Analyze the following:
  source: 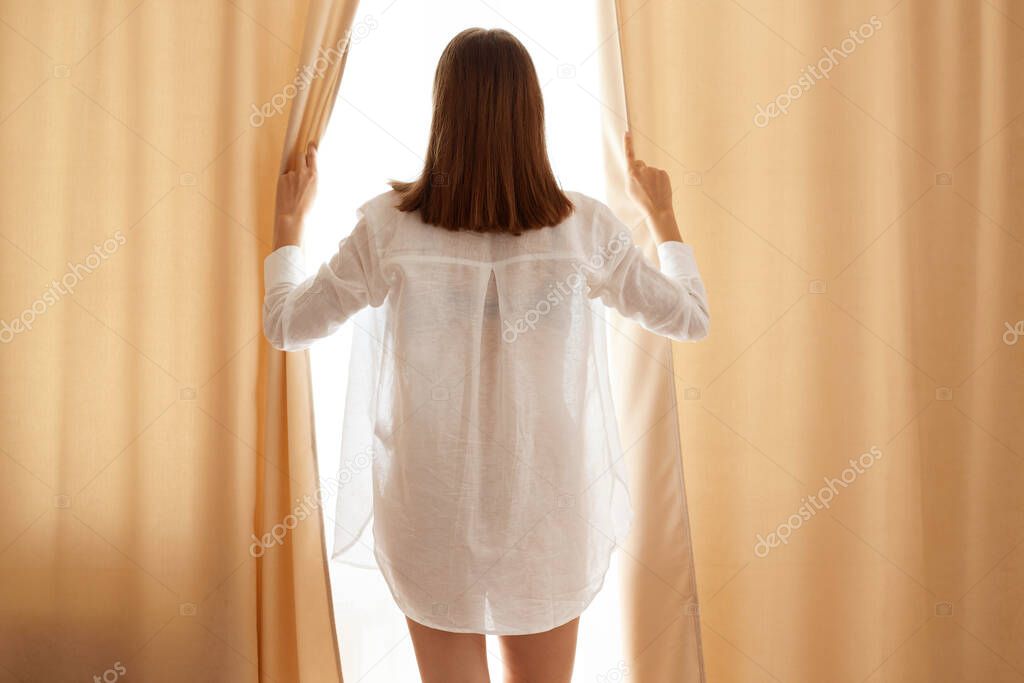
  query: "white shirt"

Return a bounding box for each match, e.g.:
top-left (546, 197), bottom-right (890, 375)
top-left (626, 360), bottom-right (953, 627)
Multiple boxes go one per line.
top-left (263, 190), bottom-right (709, 635)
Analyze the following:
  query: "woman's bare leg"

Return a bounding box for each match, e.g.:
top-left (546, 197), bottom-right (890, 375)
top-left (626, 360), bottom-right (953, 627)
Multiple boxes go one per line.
top-left (498, 617), bottom-right (580, 683)
top-left (406, 617), bottom-right (491, 683)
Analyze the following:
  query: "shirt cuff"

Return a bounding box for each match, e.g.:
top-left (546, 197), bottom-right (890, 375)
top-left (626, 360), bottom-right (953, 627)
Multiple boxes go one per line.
top-left (264, 245), bottom-right (306, 290)
top-left (656, 241), bottom-right (700, 279)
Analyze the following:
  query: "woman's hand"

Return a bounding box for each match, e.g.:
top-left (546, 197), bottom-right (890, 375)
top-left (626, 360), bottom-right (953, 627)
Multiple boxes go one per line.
top-left (624, 131), bottom-right (682, 244)
top-left (274, 142), bottom-right (318, 249)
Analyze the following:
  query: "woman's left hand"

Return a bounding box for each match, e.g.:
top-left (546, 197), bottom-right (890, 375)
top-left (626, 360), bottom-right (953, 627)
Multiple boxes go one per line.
top-left (274, 141), bottom-right (318, 248)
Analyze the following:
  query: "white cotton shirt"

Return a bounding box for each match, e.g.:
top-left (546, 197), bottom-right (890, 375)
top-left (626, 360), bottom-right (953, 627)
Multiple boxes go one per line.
top-left (263, 190), bottom-right (709, 635)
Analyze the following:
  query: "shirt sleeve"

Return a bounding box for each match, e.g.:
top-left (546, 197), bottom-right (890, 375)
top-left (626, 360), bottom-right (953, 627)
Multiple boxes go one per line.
top-left (586, 205), bottom-right (710, 342)
top-left (262, 217), bottom-right (391, 351)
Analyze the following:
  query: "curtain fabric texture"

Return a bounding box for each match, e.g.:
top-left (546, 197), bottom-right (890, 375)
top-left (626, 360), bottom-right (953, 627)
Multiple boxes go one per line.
top-left (597, 2), bottom-right (707, 682)
top-left (0, 2), bottom-right (354, 681)
top-left (613, 1), bottom-right (1024, 682)
top-left (261, 1), bottom-right (360, 681)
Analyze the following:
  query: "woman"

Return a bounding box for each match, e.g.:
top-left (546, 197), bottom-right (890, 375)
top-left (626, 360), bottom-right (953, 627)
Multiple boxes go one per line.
top-left (264, 27), bottom-right (709, 683)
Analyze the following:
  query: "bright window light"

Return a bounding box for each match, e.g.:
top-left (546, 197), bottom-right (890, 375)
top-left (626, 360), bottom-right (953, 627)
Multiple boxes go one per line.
top-left (303, 1), bottom-right (627, 679)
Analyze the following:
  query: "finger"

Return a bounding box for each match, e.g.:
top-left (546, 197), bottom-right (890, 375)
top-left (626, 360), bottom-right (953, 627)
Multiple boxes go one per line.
top-left (305, 141), bottom-right (318, 169)
top-left (624, 131), bottom-right (636, 167)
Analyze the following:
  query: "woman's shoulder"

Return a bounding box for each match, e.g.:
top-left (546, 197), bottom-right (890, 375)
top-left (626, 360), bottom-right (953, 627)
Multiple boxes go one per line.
top-left (353, 190), bottom-right (405, 252)
top-left (358, 189), bottom-right (402, 217)
top-left (563, 190), bottom-right (603, 216)
top-left (562, 191), bottom-right (628, 238)
top-left (563, 191), bottom-right (625, 228)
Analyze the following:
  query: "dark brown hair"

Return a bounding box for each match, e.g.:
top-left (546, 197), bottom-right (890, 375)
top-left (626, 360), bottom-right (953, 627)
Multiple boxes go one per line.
top-left (391, 28), bottom-right (573, 234)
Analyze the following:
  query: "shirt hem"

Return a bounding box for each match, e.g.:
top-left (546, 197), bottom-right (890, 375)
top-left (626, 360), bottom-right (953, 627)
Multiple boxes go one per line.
top-left (373, 546), bottom-right (616, 636)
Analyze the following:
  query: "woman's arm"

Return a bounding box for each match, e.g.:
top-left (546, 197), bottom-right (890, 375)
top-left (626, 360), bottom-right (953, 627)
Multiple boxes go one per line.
top-left (589, 213), bottom-right (709, 342)
top-left (585, 133), bottom-right (709, 342)
top-left (262, 142), bottom-right (391, 351)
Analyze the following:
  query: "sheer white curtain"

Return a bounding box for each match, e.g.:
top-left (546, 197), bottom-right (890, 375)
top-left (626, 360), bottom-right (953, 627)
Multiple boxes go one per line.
top-left (303, 1), bottom-right (627, 679)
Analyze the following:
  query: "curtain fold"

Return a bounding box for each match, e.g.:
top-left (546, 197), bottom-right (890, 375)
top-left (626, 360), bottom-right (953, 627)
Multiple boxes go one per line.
top-left (277, 1), bottom-right (362, 175)
top-left (260, 2), bottom-right (362, 681)
top-left (596, 2), bottom-right (707, 681)
top-left (613, 1), bottom-right (1024, 682)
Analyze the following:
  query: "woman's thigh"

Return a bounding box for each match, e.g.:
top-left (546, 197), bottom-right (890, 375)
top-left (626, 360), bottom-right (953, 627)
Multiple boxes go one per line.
top-left (498, 617), bottom-right (580, 683)
top-left (406, 617), bottom-right (491, 683)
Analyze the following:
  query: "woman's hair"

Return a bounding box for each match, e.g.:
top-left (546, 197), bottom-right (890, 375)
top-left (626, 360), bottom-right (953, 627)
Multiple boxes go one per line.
top-left (391, 28), bottom-right (573, 234)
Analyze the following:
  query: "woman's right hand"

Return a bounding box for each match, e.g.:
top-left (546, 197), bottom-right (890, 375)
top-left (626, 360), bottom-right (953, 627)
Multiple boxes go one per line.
top-left (624, 131), bottom-right (672, 218)
top-left (273, 142), bottom-right (319, 249)
top-left (624, 131), bottom-right (682, 243)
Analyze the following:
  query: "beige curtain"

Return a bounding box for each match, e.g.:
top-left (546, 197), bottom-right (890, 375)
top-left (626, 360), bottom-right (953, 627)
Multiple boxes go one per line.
top-left (611, 1), bottom-right (1024, 682)
top-left (260, 2), bottom-right (360, 681)
top-left (597, 3), bottom-right (706, 681)
top-left (0, 2), bottom-right (354, 680)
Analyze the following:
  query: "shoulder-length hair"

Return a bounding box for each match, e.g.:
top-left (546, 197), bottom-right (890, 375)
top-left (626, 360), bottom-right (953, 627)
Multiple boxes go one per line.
top-left (391, 28), bottom-right (573, 235)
